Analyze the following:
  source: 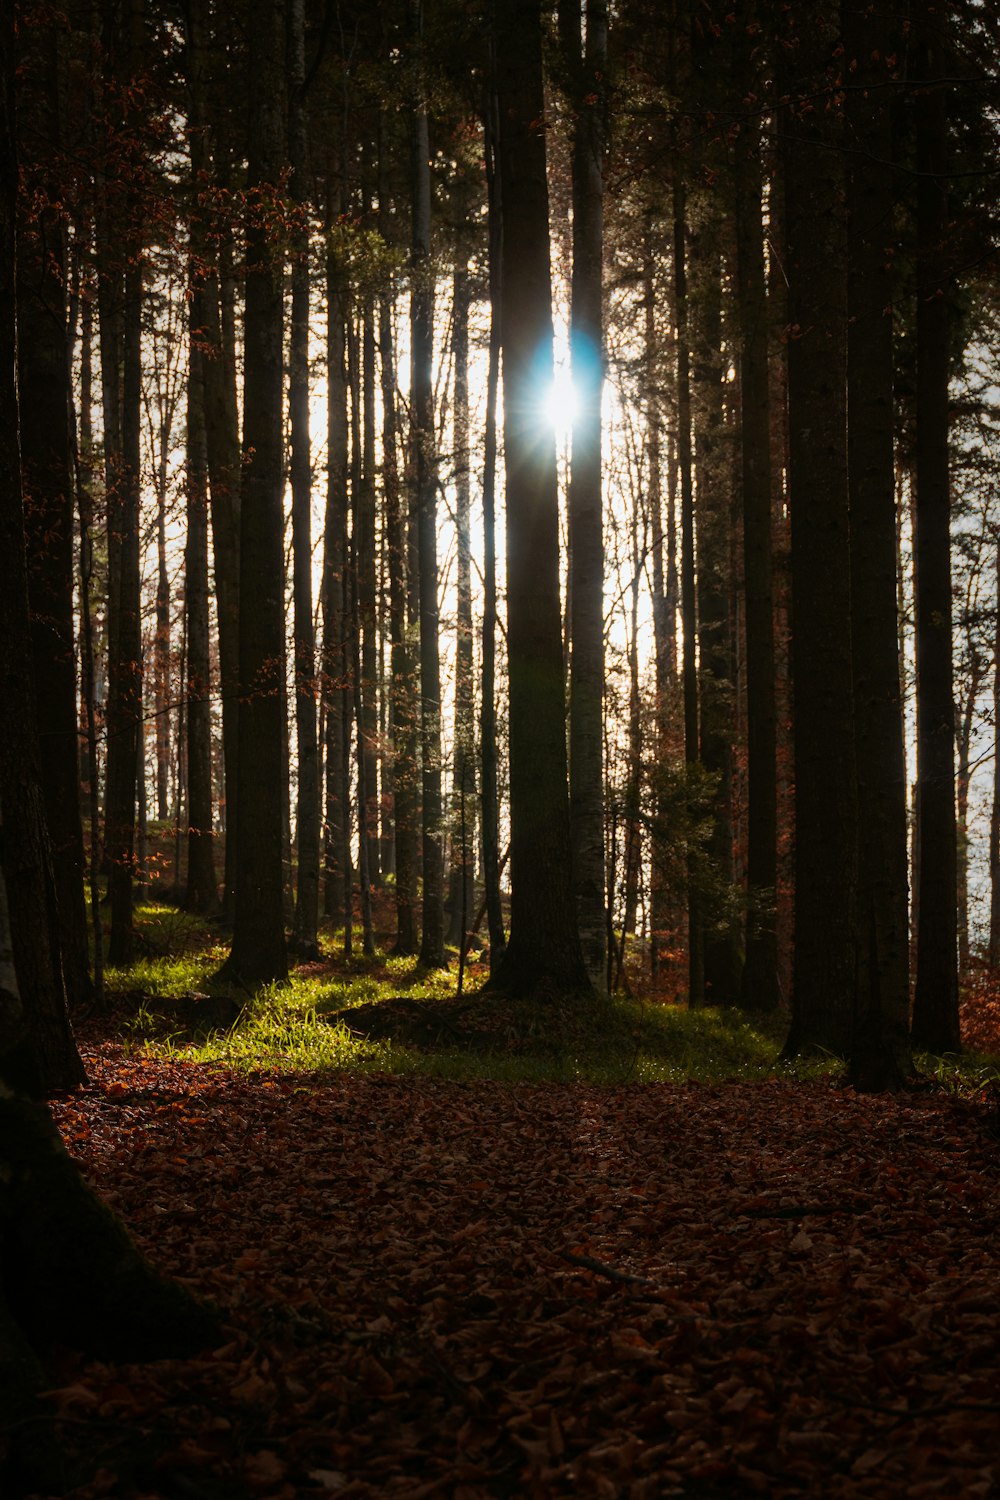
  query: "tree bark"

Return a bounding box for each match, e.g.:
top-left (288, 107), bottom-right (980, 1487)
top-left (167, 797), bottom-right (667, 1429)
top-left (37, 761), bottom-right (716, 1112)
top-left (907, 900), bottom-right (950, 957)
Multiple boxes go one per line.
top-left (492, 0), bottom-right (591, 999)
top-left (910, 6), bottom-right (960, 1055)
top-left (779, 2), bottom-right (858, 1060)
top-left (446, 261), bottom-right (477, 950)
top-left (843, 0), bottom-right (913, 1089)
top-left (218, 0), bottom-right (288, 989)
top-left (288, 0), bottom-right (320, 958)
top-left (183, 325), bottom-right (218, 912)
top-left (563, 0), bottom-right (608, 994)
top-left (411, 0), bottom-right (446, 970)
top-left (15, 20), bottom-right (92, 1010)
top-left (733, 100), bottom-right (779, 1013)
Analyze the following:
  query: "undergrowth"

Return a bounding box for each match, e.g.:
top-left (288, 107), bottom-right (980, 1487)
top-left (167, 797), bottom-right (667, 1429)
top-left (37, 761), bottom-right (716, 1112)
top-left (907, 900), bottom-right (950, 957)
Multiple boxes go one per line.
top-left (98, 898), bottom-right (1000, 1090)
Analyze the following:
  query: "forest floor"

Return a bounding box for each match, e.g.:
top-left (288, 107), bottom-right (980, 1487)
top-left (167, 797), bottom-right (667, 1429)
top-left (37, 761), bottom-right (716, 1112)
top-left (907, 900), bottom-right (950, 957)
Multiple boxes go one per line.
top-left (23, 891), bottom-right (1000, 1497)
top-left (34, 1029), bottom-right (1000, 1499)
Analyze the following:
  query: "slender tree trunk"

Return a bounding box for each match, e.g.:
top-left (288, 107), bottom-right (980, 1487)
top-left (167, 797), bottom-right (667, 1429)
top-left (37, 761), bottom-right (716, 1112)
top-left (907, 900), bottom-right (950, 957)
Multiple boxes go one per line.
top-left (480, 63), bottom-right (505, 972)
top-left (563, 0), bottom-right (608, 993)
top-left (322, 201), bottom-right (349, 932)
top-left (673, 179), bottom-right (703, 1008)
top-left (153, 446), bottom-right (171, 824)
top-left (184, 327), bottom-right (218, 912)
top-left (645, 215), bottom-right (672, 980)
top-left (105, 236), bottom-right (143, 967)
top-left (218, 0), bottom-right (288, 989)
top-left (288, 0), bottom-right (319, 958)
top-left (411, 0), bottom-right (446, 969)
top-left (692, 226), bottom-right (741, 1004)
top-left (446, 261), bottom-right (476, 949)
top-left (377, 151), bottom-right (418, 955)
top-left (493, 0), bottom-right (591, 999)
top-left (733, 108), bottom-right (779, 1013)
top-left (990, 547), bottom-right (1000, 967)
top-left (360, 297), bottom-right (381, 891)
top-left (911, 8), bottom-right (960, 1054)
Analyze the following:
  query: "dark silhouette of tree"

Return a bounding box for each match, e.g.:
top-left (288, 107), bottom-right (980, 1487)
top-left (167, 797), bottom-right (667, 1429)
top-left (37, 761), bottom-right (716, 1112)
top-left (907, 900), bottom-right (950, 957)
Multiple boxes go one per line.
top-left (218, 0), bottom-right (288, 989)
top-left (492, 0), bottom-right (592, 1000)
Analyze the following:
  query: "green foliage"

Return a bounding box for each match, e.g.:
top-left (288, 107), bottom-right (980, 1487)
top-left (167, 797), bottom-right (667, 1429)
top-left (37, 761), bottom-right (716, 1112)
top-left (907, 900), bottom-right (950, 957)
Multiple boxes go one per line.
top-left (109, 900), bottom-right (1000, 1090)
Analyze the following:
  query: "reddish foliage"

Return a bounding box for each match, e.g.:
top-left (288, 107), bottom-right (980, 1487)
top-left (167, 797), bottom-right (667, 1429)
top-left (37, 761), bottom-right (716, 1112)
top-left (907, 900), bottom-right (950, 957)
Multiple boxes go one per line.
top-left (960, 961), bottom-right (1000, 1055)
top-left (38, 1047), bottom-right (1000, 1498)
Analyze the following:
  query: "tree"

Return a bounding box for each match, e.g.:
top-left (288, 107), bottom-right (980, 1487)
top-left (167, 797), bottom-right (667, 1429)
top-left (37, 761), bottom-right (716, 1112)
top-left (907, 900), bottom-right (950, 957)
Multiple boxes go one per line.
top-left (15, 15), bottom-right (93, 1009)
top-left (410, 0), bottom-right (446, 970)
top-left (843, 0), bottom-right (913, 1088)
top-left (492, 0), bottom-right (592, 1000)
top-left (288, 0), bottom-right (320, 959)
top-left (562, 0), bottom-right (609, 994)
top-left (910, 3), bottom-right (960, 1054)
top-left (218, 0), bottom-right (288, 989)
top-left (779, 3), bottom-right (858, 1059)
top-left (732, 49), bottom-right (779, 1013)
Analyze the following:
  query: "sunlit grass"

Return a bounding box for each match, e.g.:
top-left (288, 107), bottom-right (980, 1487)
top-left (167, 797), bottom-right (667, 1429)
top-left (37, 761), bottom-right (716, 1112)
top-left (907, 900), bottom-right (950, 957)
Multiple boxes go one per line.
top-left (107, 898), bottom-right (1000, 1090)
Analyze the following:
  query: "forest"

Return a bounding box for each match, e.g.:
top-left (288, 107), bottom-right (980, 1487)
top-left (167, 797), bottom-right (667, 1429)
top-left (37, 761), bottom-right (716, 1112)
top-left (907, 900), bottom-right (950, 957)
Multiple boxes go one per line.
top-left (2, 0), bottom-right (1000, 1494)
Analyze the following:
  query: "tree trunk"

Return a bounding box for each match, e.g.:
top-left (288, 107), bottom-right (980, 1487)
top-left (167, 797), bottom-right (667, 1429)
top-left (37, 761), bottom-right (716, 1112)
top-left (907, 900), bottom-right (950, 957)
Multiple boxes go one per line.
top-left (480, 63), bottom-right (506, 972)
top-left (15, 20), bottom-right (92, 1010)
top-left (673, 179), bottom-right (703, 1008)
top-left (990, 545), bottom-right (1000, 967)
top-left (0, 24), bottom-right (86, 1098)
top-left (183, 324), bottom-right (218, 912)
top-left (910, 6), bottom-right (960, 1055)
top-left (411, 0), bottom-right (446, 970)
top-left (563, 0), bottom-right (608, 994)
top-left (187, 0), bottom-right (241, 923)
top-left (288, 0), bottom-right (320, 959)
top-left (322, 195), bottom-right (349, 933)
top-left (691, 224), bottom-right (741, 1005)
top-left (779, 2), bottom-right (858, 1060)
top-left (843, 2), bottom-right (913, 1090)
top-left (492, 0), bottom-right (591, 1000)
top-left (360, 296), bottom-right (381, 892)
top-left (733, 101), bottom-right (779, 1013)
top-left (446, 261), bottom-right (477, 950)
top-left (218, 0), bottom-right (288, 989)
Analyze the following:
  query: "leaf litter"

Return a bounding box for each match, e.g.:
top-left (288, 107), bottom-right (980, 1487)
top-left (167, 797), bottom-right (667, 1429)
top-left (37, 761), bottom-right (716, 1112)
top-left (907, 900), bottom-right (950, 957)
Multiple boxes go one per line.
top-left (35, 1043), bottom-right (1000, 1498)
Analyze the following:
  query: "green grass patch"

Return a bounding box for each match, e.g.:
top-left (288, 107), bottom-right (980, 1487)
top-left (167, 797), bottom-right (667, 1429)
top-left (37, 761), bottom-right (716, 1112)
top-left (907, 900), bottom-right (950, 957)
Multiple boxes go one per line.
top-left (104, 898), bottom-right (1000, 1090)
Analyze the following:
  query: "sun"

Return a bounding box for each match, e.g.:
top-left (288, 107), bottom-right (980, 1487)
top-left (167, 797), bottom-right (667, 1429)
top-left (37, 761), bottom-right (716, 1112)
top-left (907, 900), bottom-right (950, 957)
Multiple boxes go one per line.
top-left (545, 369), bottom-right (578, 441)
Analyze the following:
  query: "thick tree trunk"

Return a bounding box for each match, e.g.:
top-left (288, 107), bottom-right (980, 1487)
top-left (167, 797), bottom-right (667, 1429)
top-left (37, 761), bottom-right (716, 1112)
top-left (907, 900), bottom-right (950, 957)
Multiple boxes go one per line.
top-left (910, 9), bottom-right (960, 1055)
top-left (0, 34), bottom-right (85, 1098)
top-left (218, 0), bottom-right (288, 989)
top-left (843, 4), bottom-right (913, 1090)
top-left (780, 3), bottom-right (858, 1060)
top-left (492, 0), bottom-right (591, 1000)
top-left (15, 22), bottom-right (92, 1011)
